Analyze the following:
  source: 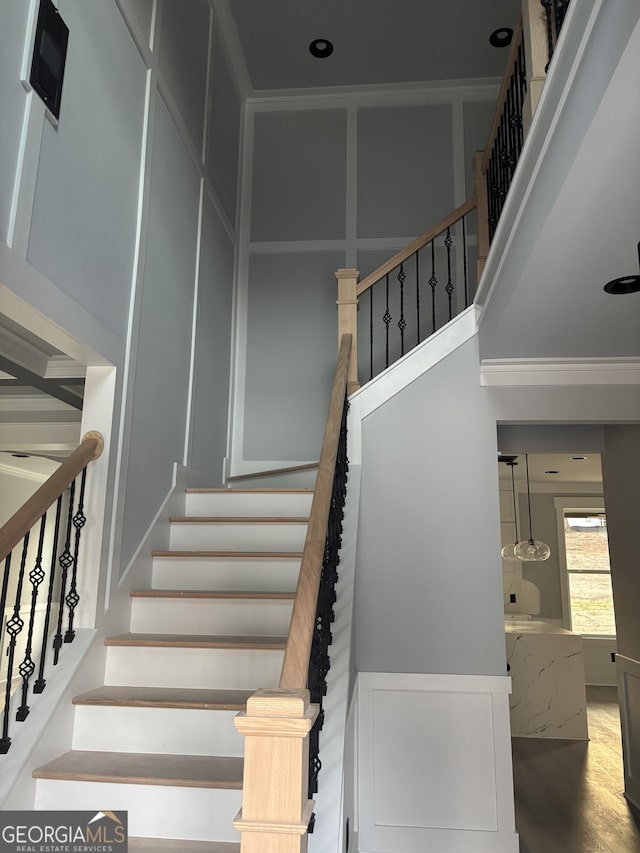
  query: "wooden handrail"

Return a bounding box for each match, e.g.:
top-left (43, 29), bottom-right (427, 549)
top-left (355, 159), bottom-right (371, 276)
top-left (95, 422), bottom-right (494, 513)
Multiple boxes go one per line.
top-left (481, 13), bottom-right (524, 174)
top-left (0, 431), bottom-right (104, 563)
top-left (356, 196), bottom-right (478, 296)
top-left (279, 334), bottom-right (352, 690)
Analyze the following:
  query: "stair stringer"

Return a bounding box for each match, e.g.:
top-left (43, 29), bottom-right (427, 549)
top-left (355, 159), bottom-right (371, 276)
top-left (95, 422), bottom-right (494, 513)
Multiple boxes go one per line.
top-left (348, 305), bottom-right (479, 465)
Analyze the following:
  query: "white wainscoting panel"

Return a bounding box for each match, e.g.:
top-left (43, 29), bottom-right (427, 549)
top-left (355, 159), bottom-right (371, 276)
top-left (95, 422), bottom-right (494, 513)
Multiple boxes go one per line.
top-left (356, 672), bottom-right (519, 853)
top-left (617, 654), bottom-right (640, 810)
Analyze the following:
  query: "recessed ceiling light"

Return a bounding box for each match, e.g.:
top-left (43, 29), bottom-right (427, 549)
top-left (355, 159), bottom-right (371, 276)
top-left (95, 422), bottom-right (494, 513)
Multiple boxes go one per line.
top-left (489, 28), bottom-right (513, 48)
top-left (545, 470), bottom-right (560, 474)
top-left (604, 242), bottom-right (640, 294)
top-left (570, 455), bottom-right (587, 461)
top-left (309, 39), bottom-right (334, 59)
top-left (11, 453), bottom-right (30, 458)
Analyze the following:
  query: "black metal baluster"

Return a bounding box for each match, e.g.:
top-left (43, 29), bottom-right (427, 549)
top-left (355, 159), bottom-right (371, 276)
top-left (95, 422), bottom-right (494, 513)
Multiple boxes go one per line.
top-left (64, 467), bottom-right (87, 644)
top-left (53, 481), bottom-right (75, 665)
top-left (541, 0), bottom-right (555, 69)
top-left (1, 534), bottom-right (30, 753)
top-left (429, 241), bottom-right (437, 333)
top-left (462, 216), bottom-right (469, 307)
top-left (0, 552), bottom-right (13, 753)
top-left (16, 515), bottom-right (47, 721)
top-left (34, 494), bottom-right (63, 694)
top-left (383, 274), bottom-right (391, 368)
top-left (369, 288), bottom-right (373, 382)
top-left (444, 227), bottom-right (454, 320)
top-left (307, 395), bottom-right (348, 812)
top-left (415, 250), bottom-right (421, 345)
top-left (397, 263), bottom-right (406, 357)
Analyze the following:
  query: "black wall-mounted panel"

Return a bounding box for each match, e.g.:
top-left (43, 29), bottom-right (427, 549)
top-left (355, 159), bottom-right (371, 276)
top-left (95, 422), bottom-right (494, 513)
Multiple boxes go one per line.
top-left (30, 0), bottom-right (69, 120)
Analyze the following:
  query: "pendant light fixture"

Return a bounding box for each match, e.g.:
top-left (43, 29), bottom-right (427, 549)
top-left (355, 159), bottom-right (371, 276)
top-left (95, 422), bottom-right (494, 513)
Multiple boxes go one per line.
top-left (514, 453), bottom-right (551, 561)
top-left (501, 457), bottom-right (521, 561)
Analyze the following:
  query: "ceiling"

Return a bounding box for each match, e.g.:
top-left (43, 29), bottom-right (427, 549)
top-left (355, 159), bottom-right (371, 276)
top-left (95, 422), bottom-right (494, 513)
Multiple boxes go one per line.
top-left (498, 453), bottom-right (603, 486)
top-left (0, 313), bottom-right (84, 460)
top-left (227, 0), bottom-right (522, 92)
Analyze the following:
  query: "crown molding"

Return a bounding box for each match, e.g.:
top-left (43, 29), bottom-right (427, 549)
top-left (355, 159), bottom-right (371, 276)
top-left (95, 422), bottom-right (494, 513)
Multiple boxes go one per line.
top-left (481, 357), bottom-right (640, 387)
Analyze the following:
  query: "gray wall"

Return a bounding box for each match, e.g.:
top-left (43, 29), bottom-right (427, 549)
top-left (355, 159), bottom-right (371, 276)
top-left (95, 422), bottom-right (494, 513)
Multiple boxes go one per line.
top-left (354, 337), bottom-right (506, 675)
top-left (241, 95), bottom-right (495, 462)
top-left (602, 425), bottom-right (640, 660)
top-left (0, 1), bottom-right (241, 577)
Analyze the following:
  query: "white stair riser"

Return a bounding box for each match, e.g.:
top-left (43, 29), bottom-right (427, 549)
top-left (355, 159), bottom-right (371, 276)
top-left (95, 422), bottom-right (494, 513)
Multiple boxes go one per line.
top-left (130, 598), bottom-right (293, 636)
top-left (34, 780), bottom-right (241, 842)
top-left (170, 522), bottom-right (307, 551)
top-left (152, 557), bottom-right (300, 592)
top-left (105, 646), bottom-right (284, 690)
top-left (72, 707), bottom-right (243, 756)
top-left (185, 492), bottom-right (313, 517)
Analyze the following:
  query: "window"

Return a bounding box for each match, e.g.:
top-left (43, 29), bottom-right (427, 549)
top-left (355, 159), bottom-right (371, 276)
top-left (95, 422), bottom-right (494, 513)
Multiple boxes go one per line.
top-left (564, 512), bottom-right (616, 635)
top-left (555, 501), bottom-right (616, 636)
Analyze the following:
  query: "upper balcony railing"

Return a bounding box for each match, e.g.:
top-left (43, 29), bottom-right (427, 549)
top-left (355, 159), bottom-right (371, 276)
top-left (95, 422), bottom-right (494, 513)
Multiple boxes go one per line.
top-left (337, 0), bottom-right (571, 391)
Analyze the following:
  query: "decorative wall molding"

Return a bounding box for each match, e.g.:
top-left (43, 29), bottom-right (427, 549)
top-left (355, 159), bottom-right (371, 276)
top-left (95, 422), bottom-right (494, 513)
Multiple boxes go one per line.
top-left (356, 671), bottom-right (518, 853)
top-left (481, 358), bottom-right (640, 387)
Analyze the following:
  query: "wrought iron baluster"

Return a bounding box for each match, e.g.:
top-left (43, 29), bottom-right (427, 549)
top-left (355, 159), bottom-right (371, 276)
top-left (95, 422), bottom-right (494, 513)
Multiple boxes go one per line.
top-left (53, 481), bottom-right (75, 665)
top-left (369, 288), bottom-right (373, 382)
top-left (397, 263), bottom-right (406, 357)
top-left (462, 216), bottom-right (469, 307)
top-left (307, 396), bottom-right (348, 809)
top-left (429, 241), bottom-right (437, 333)
top-left (0, 552), bottom-right (13, 753)
top-left (444, 228), bottom-right (454, 320)
top-left (34, 494), bottom-right (63, 694)
top-left (541, 0), bottom-right (555, 70)
top-left (383, 274), bottom-right (391, 368)
top-left (65, 467), bottom-right (87, 644)
top-left (1, 534), bottom-right (30, 753)
top-left (16, 514), bottom-right (48, 721)
top-left (415, 250), bottom-right (420, 346)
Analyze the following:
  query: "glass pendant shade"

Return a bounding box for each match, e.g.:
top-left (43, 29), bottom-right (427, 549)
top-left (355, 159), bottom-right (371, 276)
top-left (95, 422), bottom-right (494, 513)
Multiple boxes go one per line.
top-left (514, 538), bottom-right (551, 561)
top-left (501, 458), bottom-right (523, 562)
top-left (501, 542), bottom-right (520, 561)
top-left (515, 453), bottom-right (551, 562)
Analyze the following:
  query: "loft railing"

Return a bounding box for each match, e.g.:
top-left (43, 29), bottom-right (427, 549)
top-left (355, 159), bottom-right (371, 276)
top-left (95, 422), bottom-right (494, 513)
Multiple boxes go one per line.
top-left (0, 431), bottom-right (103, 754)
top-left (337, 0), bottom-right (572, 386)
top-left (234, 334), bottom-right (351, 852)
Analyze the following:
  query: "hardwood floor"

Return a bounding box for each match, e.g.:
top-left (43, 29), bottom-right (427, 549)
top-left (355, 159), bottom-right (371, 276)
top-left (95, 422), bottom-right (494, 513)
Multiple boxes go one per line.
top-left (513, 686), bottom-right (640, 853)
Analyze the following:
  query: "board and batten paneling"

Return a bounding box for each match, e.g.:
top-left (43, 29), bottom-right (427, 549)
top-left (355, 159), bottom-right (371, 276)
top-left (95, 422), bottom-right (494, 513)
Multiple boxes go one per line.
top-left (0, 0), bottom-right (31, 243)
top-left (120, 94), bottom-right (201, 571)
top-left (356, 672), bottom-right (518, 853)
top-left (157, 0), bottom-right (210, 154)
top-left (357, 104), bottom-right (454, 239)
top-left (27, 0), bottom-right (146, 341)
top-left (189, 193), bottom-right (235, 484)
top-left (250, 110), bottom-right (347, 242)
top-left (206, 28), bottom-right (242, 228)
top-left (243, 250), bottom-right (344, 461)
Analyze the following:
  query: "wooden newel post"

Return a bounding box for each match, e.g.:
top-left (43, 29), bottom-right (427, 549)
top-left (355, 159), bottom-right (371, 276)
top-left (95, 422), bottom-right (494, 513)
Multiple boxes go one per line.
top-left (234, 688), bottom-right (319, 853)
top-left (474, 151), bottom-right (490, 283)
top-left (335, 268), bottom-right (359, 395)
top-left (522, 0), bottom-right (549, 133)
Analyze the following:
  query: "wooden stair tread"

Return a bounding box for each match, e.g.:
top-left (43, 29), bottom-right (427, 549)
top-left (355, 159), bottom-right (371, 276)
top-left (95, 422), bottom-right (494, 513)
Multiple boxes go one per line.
top-left (104, 633), bottom-right (287, 649)
top-left (32, 751), bottom-right (243, 789)
top-left (130, 589), bottom-right (295, 600)
top-left (129, 839), bottom-right (239, 852)
top-left (151, 550), bottom-right (303, 558)
top-left (168, 516), bottom-right (309, 524)
top-left (73, 686), bottom-right (254, 710)
top-left (186, 487), bottom-right (313, 494)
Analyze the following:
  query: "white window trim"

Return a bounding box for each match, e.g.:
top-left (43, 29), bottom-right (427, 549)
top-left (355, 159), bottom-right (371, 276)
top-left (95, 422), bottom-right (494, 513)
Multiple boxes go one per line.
top-left (553, 496), bottom-right (615, 638)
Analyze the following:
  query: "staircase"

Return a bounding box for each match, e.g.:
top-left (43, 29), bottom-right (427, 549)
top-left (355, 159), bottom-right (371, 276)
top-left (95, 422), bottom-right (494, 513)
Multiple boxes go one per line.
top-left (32, 486), bottom-right (313, 851)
